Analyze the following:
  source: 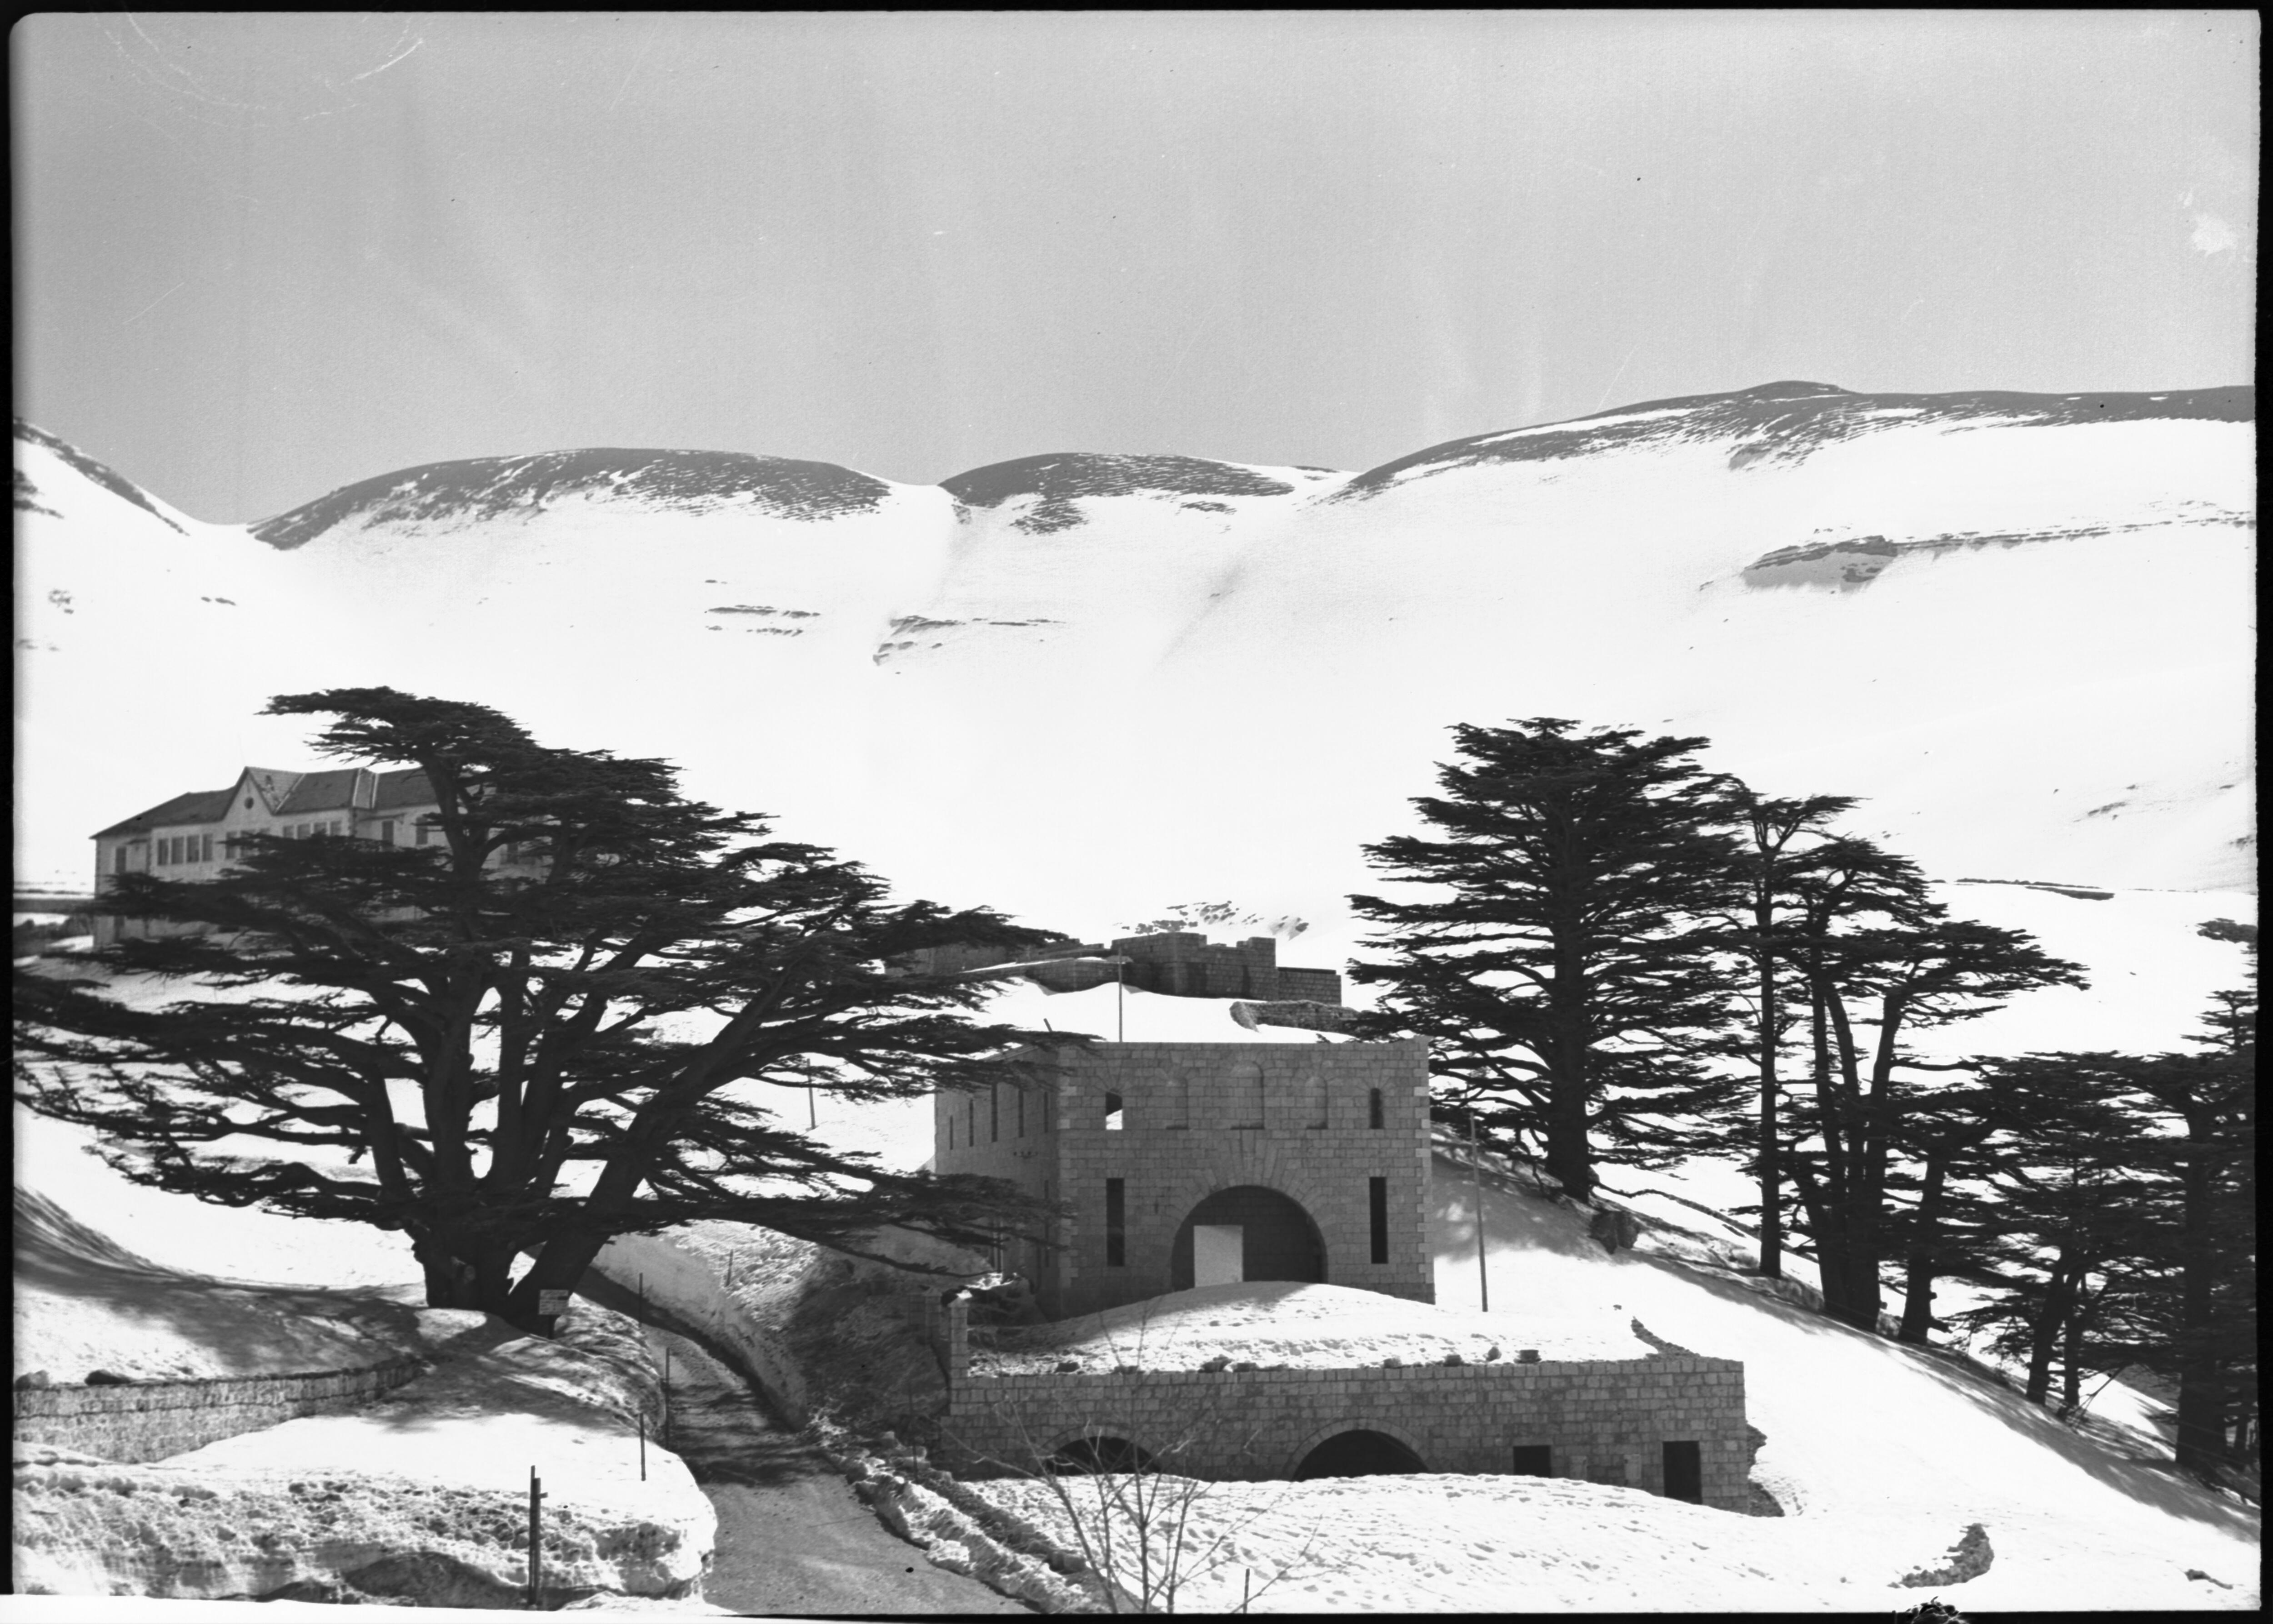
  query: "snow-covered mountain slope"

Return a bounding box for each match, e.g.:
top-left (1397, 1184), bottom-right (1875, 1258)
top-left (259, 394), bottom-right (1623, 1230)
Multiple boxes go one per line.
top-left (13, 382), bottom-right (2254, 1007)
top-left (12, 428), bottom-right (345, 892)
top-left (884, 451), bottom-right (1343, 680)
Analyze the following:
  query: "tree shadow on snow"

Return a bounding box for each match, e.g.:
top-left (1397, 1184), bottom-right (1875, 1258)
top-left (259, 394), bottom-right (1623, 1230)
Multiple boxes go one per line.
top-left (1417, 1160), bottom-right (2256, 1538)
top-left (12, 1188), bottom-right (426, 1378)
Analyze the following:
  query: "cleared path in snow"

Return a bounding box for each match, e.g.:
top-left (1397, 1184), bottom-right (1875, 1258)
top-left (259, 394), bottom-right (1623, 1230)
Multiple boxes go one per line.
top-left (647, 1328), bottom-right (1030, 1616)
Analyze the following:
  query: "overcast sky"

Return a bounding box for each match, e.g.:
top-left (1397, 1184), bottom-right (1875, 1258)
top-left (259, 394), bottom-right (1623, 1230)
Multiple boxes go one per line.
top-left (12, 11), bottom-right (2258, 524)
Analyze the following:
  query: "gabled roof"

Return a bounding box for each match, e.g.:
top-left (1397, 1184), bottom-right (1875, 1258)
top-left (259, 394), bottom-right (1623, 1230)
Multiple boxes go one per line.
top-left (371, 768), bottom-right (436, 812)
top-left (241, 767), bottom-right (302, 813)
top-left (272, 767), bottom-right (369, 816)
top-left (92, 788), bottom-right (237, 840)
top-left (93, 764), bottom-right (440, 839)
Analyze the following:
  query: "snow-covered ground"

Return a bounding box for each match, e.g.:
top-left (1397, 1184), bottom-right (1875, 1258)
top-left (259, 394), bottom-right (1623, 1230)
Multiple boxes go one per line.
top-left (974, 1280), bottom-right (1649, 1374)
top-left (955, 1146), bottom-right (2258, 1612)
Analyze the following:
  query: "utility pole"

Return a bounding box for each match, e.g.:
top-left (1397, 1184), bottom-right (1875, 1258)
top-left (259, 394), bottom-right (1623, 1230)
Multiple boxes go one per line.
top-left (1116, 955), bottom-right (1125, 1042)
top-left (1472, 1106), bottom-right (1490, 1312)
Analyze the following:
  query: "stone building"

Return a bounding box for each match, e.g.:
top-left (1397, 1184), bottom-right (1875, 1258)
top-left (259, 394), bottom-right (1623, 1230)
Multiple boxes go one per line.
top-left (931, 1037), bottom-right (1757, 1507)
top-left (932, 1040), bottom-right (1435, 1319)
top-left (930, 1295), bottom-right (1754, 1509)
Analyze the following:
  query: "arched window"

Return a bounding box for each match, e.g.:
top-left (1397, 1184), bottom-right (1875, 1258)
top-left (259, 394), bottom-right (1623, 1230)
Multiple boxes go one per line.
top-left (1161, 1071), bottom-right (1191, 1129)
top-left (1228, 1063), bottom-right (1264, 1129)
top-left (1299, 1073), bottom-right (1327, 1129)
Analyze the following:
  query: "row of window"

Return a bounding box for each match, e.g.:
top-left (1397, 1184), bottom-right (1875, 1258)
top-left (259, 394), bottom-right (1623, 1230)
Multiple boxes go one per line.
top-left (125, 814), bottom-right (458, 874)
top-left (145, 834), bottom-right (214, 868)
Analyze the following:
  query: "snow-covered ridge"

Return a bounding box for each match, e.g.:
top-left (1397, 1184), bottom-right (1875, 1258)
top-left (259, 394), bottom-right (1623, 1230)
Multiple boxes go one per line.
top-left (14, 419), bottom-right (190, 535)
top-left (251, 446), bottom-right (896, 549)
top-left (1333, 381), bottom-right (2256, 499)
top-left (940, 451), bottom-right (1342, 534)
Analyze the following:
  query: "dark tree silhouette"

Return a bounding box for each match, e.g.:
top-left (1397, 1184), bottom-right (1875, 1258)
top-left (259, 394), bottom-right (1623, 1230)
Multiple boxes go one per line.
top-left (1776, 837), bottom-right (2089, 1332)
top-left (1940, 1058), bottom-right (2157, 1404)
top-left (1347, 719), bottom-right (1750, 1203)
top-left (14, 689), bottom-right (1075, 1333)
top-left (1718, 792), bottom-right (1858, 1280)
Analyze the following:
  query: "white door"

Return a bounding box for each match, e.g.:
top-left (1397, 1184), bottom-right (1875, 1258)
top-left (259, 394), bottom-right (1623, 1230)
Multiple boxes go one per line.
top-left (1194, 1224), bottom-right (1244, 1287)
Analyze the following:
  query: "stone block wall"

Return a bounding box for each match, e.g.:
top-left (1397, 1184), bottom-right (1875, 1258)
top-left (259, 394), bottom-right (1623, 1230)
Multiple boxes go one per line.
top-left (939, 1355), bottom-right (1751, 1511)
top-left (1273, 966), bottom-right (1344, 1004)
top-left (11, 1358), bottom-right (427, 1464)
top-left (934, 1070), bottom-right (1062, 1286)
top-left (900, 932), bottom-right (1341, 1006)
top-left (1044, 1041), bottom-right (1434, 1319)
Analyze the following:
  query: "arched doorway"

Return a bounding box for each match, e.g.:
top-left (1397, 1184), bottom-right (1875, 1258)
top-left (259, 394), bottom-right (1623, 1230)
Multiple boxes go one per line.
top-left (1170, 1186), bottom-right (1326, 1290)
top-left (1293, 1429), bottom-right (1427, 1479)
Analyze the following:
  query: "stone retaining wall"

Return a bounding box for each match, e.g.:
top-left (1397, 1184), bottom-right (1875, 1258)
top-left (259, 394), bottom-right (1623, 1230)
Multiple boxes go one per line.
top-left (938, 1355), bottom-right (1752, 1512)
top-left (11, 1359), bottom-right (426, 1464)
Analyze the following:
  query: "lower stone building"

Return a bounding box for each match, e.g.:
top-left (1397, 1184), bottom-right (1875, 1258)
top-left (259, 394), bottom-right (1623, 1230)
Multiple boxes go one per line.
top-left (925, 1293), bottom-right (1753, 1510)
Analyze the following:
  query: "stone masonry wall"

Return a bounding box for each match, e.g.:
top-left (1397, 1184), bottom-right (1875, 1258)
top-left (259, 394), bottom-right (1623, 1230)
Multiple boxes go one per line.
top-left (1044, 1041), bottom-right (1434, 1319)
top-left (12, 1359), bottom-right (427, 1464)
top-left (940, 1356), bottom-right (1751, 1511)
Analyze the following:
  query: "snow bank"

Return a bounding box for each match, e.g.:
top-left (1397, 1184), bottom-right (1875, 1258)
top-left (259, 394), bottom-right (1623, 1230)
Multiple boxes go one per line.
top-left (0, 1599), bottom-right (735, 1622)
top-left (579, 1230), bottom-right (811, 1426)
top-left (975, 1281), bottom-right (1650, 1374)
top-left (1422, 1150), bottom-right (2259, 1612)
top-left (9, 1236), bottom-right (718, 1609)
top-left (11, 1188), bottom-right (426, 1386)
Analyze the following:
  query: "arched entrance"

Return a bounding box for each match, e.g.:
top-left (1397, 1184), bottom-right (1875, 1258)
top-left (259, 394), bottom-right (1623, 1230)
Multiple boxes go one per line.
top-left (1170, 1186), bottom-right (1326, 1290)
top-left (1292, 1429), bottom-right (1427, 1479)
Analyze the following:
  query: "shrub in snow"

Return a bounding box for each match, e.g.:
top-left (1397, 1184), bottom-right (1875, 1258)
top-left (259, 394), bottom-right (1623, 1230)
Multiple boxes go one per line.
top-left (1897, 1523), bottom-right (1994, 1588)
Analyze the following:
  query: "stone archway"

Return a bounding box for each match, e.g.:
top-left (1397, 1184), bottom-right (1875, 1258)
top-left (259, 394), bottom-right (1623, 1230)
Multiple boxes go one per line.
top-left (1169, 1185), bottom-right (1327, 1291)
top-left (1292, 1429), bottom-right (1428, 1479)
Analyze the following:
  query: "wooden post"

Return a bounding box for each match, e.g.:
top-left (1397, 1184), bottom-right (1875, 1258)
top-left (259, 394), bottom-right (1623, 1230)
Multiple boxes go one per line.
top-left (526, 1467), bottom-right (546, 1609)
top-left (638, 1410), bottom-right (646, 1481)
top-left (662, 1345), bottom-right (671, 1449)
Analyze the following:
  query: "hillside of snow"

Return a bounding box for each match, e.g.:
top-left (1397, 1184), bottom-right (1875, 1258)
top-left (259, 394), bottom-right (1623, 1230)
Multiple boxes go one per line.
top-left (15, 384), bottom-right (2250, 962)
top-left (953, 1142), bottom-right (2257, 1613)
